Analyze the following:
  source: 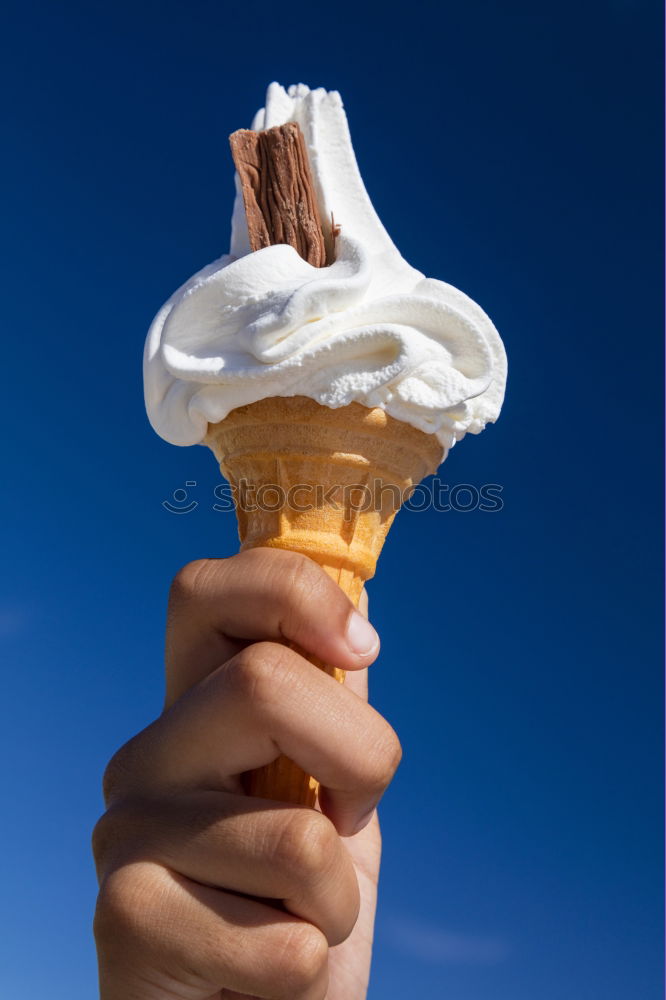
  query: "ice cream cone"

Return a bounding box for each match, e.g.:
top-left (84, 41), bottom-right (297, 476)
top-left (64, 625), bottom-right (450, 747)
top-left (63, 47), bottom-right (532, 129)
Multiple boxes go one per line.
top-left (205, 395), bottom-right (442, 806)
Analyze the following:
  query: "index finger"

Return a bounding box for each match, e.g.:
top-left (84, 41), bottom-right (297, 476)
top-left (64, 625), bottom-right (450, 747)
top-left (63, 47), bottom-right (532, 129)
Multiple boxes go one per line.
top-left (106, 641), bottom-right (400, 837)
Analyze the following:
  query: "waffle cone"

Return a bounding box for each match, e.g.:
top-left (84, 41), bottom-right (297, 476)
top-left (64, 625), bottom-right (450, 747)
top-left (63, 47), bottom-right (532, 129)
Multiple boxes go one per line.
top-left (205, 395), bottom-right (441, 805)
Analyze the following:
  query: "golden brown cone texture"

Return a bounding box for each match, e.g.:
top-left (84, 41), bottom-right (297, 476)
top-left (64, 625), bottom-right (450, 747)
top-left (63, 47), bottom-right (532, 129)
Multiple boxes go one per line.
top-left (205, 395), bottom-right (442, 806)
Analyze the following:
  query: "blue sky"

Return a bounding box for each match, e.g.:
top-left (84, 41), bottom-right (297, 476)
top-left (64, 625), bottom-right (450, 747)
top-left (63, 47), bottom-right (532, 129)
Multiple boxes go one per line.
top-left (1, 1), bottom-right (663, 997)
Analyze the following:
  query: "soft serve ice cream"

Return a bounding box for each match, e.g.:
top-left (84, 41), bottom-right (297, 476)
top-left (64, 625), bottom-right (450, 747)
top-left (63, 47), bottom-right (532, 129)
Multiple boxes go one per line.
top-left (144, 83), bottom-right (507, 460)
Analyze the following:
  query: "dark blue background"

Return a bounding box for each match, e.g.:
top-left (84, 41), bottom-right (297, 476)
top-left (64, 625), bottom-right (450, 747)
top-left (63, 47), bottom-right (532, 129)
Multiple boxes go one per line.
top-left (1, 1), bottom-right (663, 997)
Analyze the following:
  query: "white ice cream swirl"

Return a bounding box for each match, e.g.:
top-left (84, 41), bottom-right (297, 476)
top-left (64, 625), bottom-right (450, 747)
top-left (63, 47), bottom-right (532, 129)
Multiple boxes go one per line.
top-left (144, 83), bottom-right (507, 459)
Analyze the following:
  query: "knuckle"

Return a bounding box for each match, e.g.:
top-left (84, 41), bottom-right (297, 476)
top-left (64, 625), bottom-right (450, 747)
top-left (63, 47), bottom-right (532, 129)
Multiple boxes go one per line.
top-left (367, 723), bottom-right (403, 791)
top-left (168, 558), bottom-right (216, 607)
top-left (93, 865), bottom-right (151, 946)
top-left (101, 745), bottom-right (132, 805)
top-left (280, 551), bottom-right (325, 606)
top-left (101, 730), bottom-right (147, 805)
top-left (92, 800), bottom-right (153, 873)
top-left (227, 642), bottom-right (297, 707)
top-left (91, 806), bottom-right (123, 870)
top-left (276, 923), bottom-right (328, 996)
top-left (276, 552), bottom-right (337, 640)
top-left (273, 811), bottom-right (337, 882)
top-left (242, 547), bottom-right (330, 616)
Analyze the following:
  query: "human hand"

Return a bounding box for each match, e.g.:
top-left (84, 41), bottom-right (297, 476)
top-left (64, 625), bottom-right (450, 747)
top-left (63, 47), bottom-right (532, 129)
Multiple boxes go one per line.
top-left (93, 549), bottom-right (401, 999)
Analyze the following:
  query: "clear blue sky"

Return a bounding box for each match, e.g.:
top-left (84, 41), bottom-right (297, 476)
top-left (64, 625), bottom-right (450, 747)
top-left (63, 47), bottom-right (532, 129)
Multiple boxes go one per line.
top-left (1, 1), bottom-right (662, 997)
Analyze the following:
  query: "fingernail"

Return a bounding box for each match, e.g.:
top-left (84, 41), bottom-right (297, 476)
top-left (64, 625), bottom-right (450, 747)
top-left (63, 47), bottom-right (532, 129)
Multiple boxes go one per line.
top-left (346, 611), bottom-right (379, 657)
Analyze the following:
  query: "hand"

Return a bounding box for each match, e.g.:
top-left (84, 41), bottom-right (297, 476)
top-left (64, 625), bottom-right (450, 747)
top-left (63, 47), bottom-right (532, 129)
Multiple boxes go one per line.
top-left (93, 549), bottom-right (401, 999)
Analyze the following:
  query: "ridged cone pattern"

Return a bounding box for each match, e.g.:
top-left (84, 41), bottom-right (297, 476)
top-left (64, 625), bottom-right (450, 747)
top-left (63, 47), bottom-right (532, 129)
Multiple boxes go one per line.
top-left (206, 396), bottom-right (442, 806)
